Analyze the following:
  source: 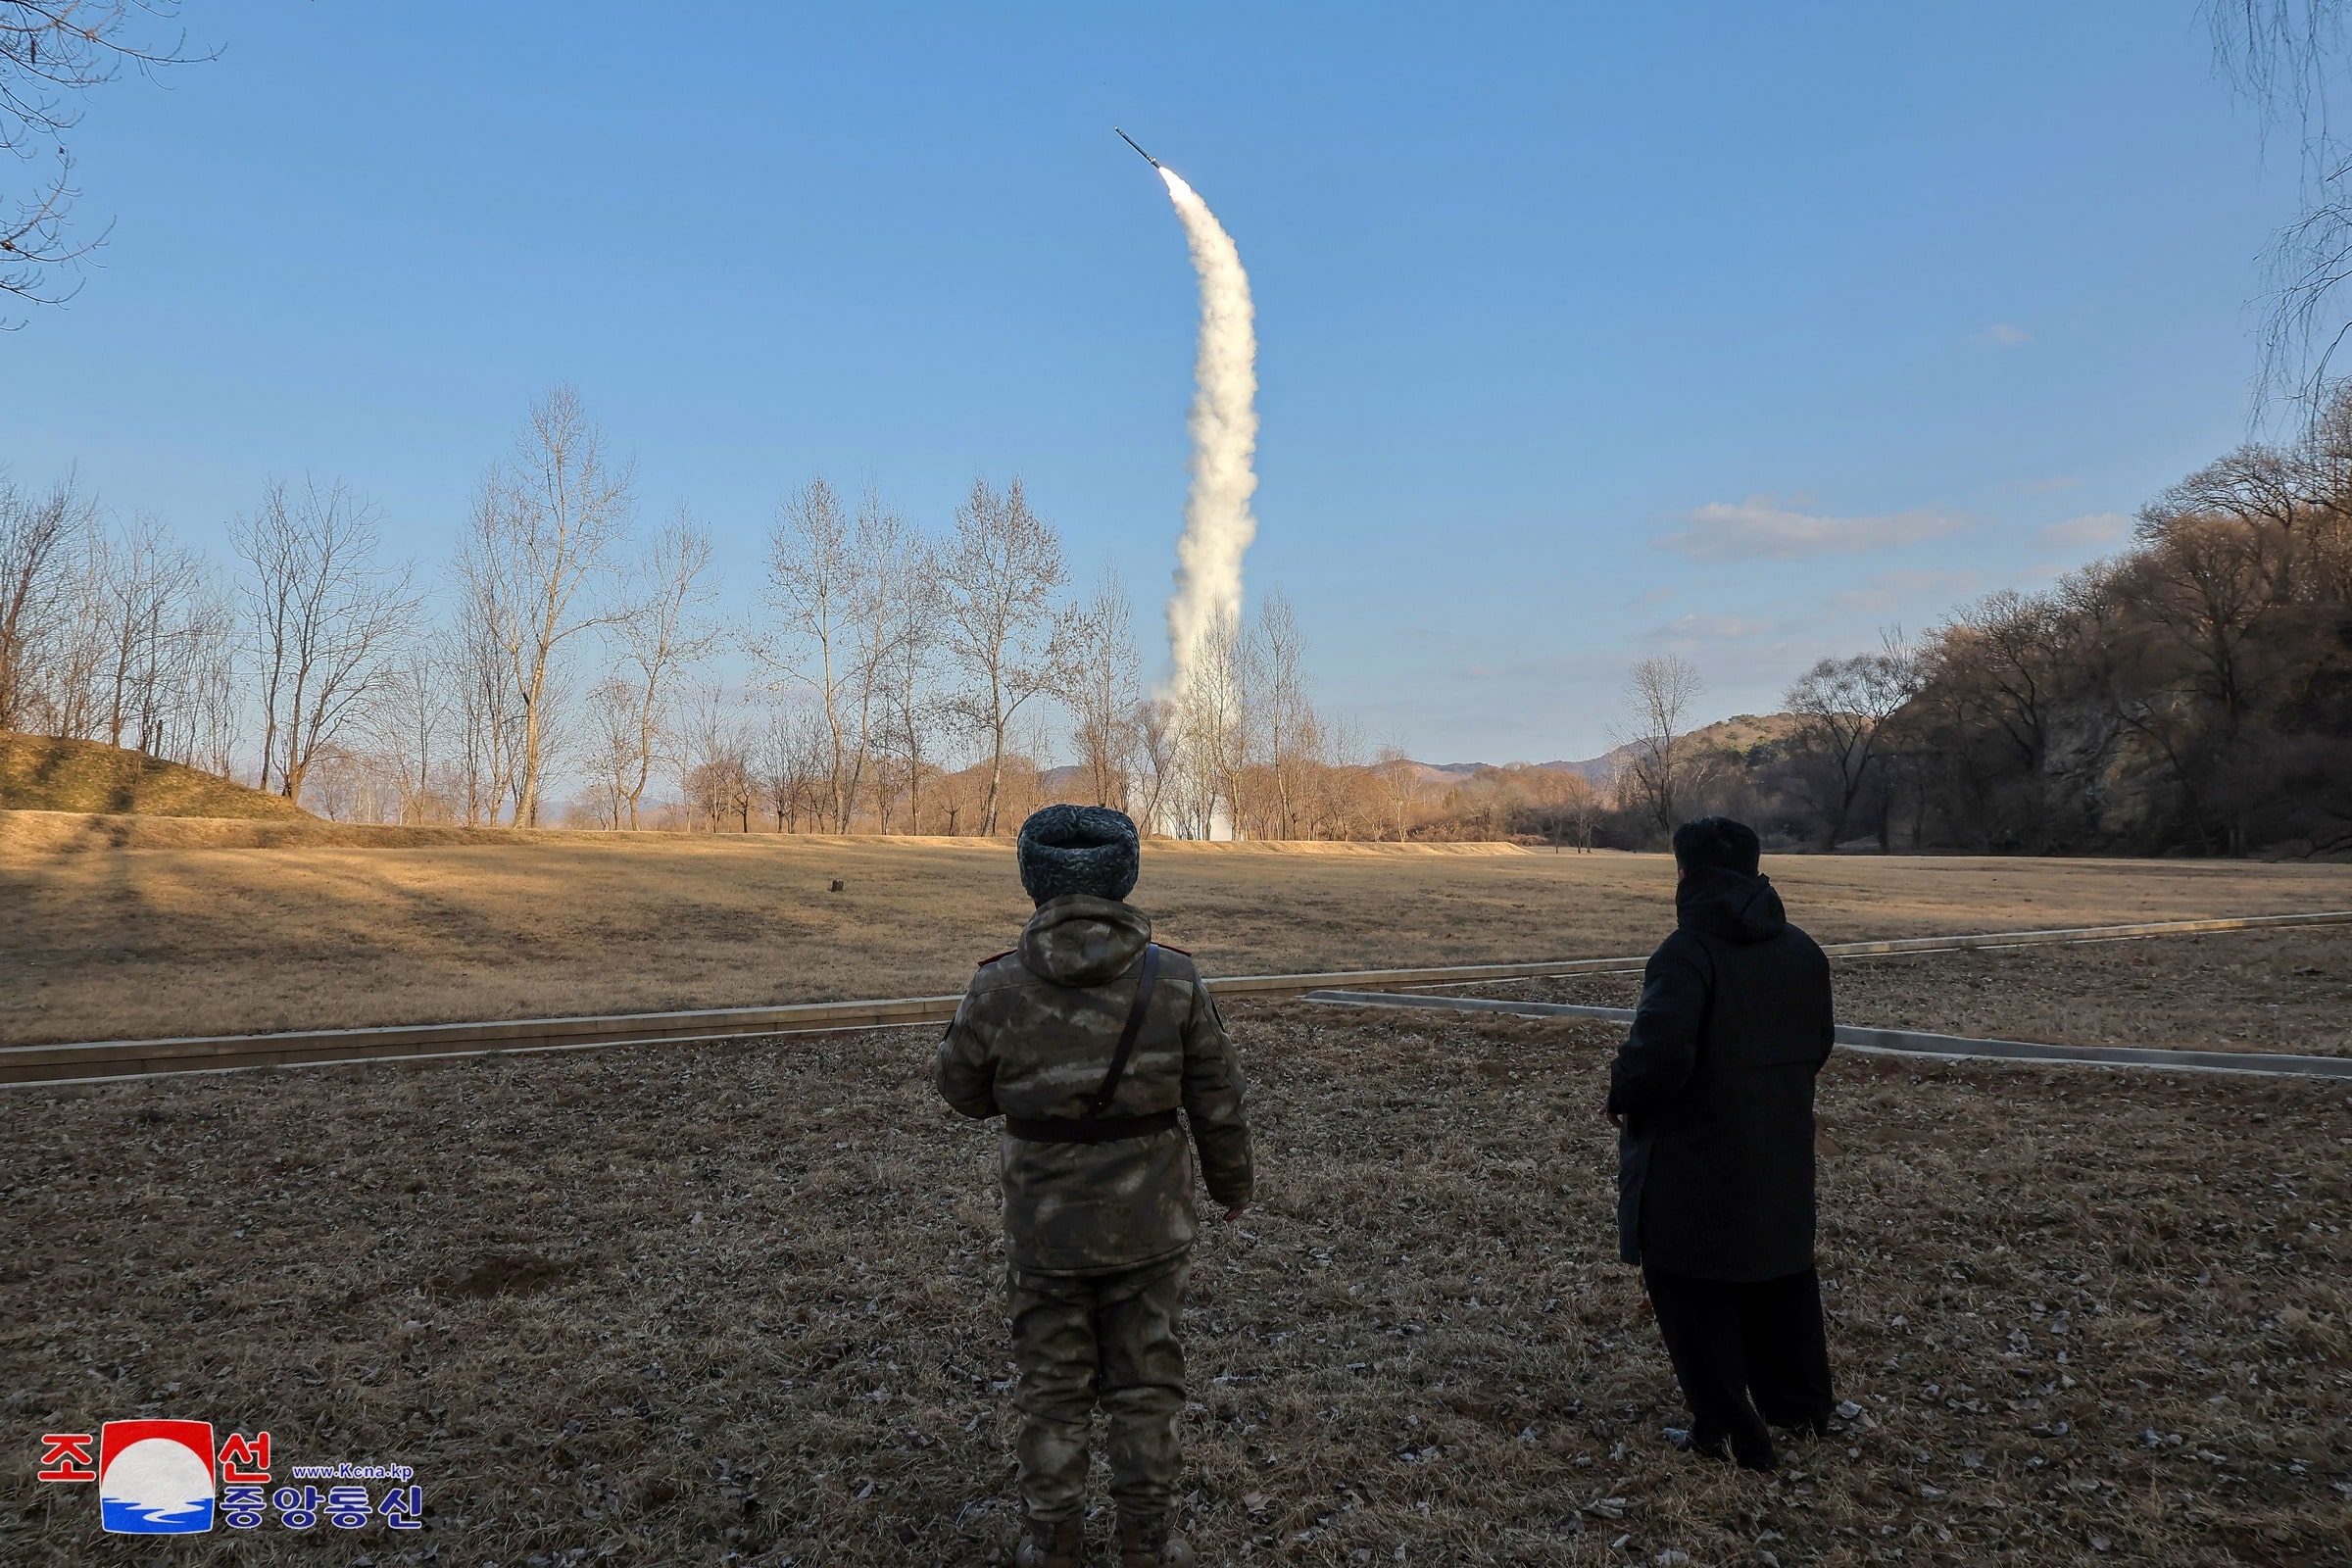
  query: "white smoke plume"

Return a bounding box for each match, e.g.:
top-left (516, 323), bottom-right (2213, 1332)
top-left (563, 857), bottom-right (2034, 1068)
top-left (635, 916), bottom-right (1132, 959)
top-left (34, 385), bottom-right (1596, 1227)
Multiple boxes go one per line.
top-left (1155, 166), bottom-right (1258, 695)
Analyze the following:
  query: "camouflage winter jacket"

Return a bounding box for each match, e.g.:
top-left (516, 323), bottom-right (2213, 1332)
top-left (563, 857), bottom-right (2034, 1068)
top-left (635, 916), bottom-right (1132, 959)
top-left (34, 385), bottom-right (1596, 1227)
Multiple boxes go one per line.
top-left (936, 894), bottom-right (1255, 1276)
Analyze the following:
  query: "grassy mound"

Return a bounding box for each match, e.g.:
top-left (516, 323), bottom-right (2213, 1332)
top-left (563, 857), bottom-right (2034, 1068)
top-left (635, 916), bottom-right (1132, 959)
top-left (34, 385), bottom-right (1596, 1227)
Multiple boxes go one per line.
top-left (0, 733), bottom-right (311, 819)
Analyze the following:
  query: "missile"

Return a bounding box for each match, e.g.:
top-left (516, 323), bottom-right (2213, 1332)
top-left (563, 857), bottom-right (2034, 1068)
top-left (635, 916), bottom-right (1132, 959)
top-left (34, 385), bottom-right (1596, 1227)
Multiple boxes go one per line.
top-left (1115, 127), bottom-right (1162, 169)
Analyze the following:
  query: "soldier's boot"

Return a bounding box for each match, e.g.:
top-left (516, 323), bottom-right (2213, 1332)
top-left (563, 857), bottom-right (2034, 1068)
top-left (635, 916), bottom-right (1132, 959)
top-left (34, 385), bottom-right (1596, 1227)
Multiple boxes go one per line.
top-left (1014, 1517), bottom-right (1085, 1568)
top-left (1118, 1513), bottom-right (1196, 1567)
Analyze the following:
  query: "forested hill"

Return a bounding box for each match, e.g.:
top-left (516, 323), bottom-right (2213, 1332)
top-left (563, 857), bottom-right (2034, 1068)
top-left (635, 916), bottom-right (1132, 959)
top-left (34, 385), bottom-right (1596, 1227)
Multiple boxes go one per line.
top-left (1537, 714), bottom-right (1803, 783)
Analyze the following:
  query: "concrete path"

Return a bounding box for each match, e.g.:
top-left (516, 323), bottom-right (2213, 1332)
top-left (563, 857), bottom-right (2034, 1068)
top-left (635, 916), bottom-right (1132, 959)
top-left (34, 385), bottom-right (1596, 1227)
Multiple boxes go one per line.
top-left (1300, 989), bottom-right (2352, 1081)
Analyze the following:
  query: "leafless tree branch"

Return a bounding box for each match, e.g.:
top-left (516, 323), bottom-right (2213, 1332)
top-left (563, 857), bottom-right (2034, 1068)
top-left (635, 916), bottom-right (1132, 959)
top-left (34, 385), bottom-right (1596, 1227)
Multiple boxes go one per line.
top-left (1, 1), bottom-right (215, 319)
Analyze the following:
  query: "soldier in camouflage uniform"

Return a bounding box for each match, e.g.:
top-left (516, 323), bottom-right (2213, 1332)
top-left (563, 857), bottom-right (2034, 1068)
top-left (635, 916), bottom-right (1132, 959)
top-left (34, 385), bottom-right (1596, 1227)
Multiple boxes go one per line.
top-left (938, 806), bottom-right (1255, 1568)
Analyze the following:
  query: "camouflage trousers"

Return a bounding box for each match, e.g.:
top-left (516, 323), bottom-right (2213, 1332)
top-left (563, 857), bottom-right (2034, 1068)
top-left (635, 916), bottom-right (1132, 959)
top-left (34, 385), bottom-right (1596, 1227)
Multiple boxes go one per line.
top-left (1007, 1252), bottom-right (1191, 1524)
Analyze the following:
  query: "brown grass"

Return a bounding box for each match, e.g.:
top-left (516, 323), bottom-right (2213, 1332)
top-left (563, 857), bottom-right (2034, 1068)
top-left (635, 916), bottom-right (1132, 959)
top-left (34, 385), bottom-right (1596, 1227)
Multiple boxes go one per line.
top-left (4, 1002), bottom-right (2347, 1566)
top-left (6, 827), bottom-right (2352, 1045)
top-left (1479, 926), bottom-right (2352, 1056)
top-left (0, 737), bottom-right (311, 820)
top-left (0, 811), bottom-right (1533, 855)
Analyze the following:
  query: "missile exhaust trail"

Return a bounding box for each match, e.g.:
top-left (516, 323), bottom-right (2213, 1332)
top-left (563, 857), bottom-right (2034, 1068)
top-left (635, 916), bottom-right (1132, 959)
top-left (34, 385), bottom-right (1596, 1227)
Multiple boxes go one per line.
top-left (1113, 126), bottom-right (1260, 728)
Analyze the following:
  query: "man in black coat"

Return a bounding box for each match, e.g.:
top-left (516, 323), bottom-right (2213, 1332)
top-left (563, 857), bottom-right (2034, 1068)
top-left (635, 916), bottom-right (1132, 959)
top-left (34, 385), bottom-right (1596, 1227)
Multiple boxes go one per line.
top-left (1606, 816), bottom-right (1837, 1471)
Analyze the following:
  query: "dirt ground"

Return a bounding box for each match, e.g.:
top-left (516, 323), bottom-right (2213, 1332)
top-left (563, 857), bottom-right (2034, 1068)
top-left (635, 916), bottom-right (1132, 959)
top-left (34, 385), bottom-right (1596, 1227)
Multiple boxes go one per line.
top-left (7, 814), bottom-right (2351, 1045)
top-left (4, 1002), bottom-right (2347, 1566)
top-left (1472, 926), bottom-right (2352, 1056)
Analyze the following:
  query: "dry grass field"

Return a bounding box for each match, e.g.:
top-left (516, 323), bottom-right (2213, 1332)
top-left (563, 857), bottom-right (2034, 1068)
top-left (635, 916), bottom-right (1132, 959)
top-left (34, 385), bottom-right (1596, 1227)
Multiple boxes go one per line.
top-left (1483, 926), bottom-right (2352, 1057)
top-left (5, 1003), bottom-right (2347, 1567)
top-left (6, 808), bottom-right (2352, 1045)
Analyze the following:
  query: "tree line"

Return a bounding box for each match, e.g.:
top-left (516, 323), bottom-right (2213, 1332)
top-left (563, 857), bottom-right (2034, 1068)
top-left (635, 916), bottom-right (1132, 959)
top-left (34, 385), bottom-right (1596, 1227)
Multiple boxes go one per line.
top-left (18, 385), bottom-right (2342, 853)
top-left (0, 386), bottom-right (1433, 839)
top-left (1601, 404), bottom-right (2352, 858)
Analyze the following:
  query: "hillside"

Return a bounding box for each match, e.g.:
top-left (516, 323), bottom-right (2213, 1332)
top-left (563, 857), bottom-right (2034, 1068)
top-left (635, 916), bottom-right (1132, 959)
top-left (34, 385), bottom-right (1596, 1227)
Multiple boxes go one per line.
top-left (1540, 711), bottom-right (1804, 781)
top-left (0, 734), bottom-right (313, 820)
top-left (1403, 712), bottom-right (1805, 786)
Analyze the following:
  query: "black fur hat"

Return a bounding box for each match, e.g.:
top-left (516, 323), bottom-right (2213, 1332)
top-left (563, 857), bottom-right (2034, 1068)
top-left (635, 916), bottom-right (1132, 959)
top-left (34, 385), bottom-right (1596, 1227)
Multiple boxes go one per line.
top-left (1672, 815), bottom-right (1762, 876)
top-left (1017, 805), bottom-right (1141, 906)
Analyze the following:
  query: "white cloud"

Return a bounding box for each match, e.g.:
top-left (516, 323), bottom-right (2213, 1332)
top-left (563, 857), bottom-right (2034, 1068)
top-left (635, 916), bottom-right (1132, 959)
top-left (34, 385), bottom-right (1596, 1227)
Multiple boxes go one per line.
top-left (1395, 624), bottom-right (1471, 646)
top-left (1830, 568), bottom-right (1985, 615)
top-left (1456, 650), bottom-right (1620, 682)
top-left (2036, 512), bottom-right (2132, 549)
top-left (1651, 612), bottom-right (1780, 642)
top-left (1657, 497), bottom-right (1967, 561)
top-left (1977, 322), bottom-right (2032, 347)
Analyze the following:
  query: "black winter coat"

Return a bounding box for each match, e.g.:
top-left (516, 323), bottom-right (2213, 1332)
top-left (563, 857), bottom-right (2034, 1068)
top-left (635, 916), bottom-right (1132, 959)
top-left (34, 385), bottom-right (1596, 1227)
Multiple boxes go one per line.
top-left (1606, 866), bottom-right (1834, 1281)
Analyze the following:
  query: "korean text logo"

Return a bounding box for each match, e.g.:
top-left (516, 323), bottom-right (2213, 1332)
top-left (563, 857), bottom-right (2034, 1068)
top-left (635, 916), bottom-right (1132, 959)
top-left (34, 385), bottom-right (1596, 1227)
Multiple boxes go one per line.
top-left (36, 1423), bottom-right (422, 1535)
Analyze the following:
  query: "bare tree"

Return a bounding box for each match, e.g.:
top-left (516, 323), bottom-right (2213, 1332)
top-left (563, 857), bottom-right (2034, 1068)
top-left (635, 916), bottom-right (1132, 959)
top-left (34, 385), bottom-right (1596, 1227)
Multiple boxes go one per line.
top-left (2130, 509), bottom-right (2288, 729)
top-left (6, 505), bottom-right (223, 758)
top-left (91, 514), bottom-right (200, 752)
top-left (0, 469), bottom-right (93, 728)
top-left (1782, 633), bottom-right (1922, 852)
top-left (450, 569), bottom-right (523, 825)
top-left (1, 1), bottom-right (215, 319)
top-left (576, 674), bottom-right (639, 830)
top-left (1374, 745), bottom-right (1421, 842)
top-left (1616, 653), bottom-right (1703, 836)
top-left (1568, 768), bottom-right (1603, 852)
top-left (1251, 589), bottom-right (1317, 838)
top-left (1934, 590), bottom-right (2064, 776)
top-left (1061, 567), bottom-right (1142, 811)
top-left (79, 527), bottom-right (236, 771)
top-left (1178, 605), bottom-right (1250, 838)
top-left (1133, 695), bottom-right (1180, 836)
top-left (756, 698), bottom-right (832, 833)
top-left (1304, 712), bottom-right (1368, 839)
top-left (374, 641), bottom-right (457, 823)
top-left (939, 476), bottom-right (1067, 835)
top-left (461, 386), bottom-right (634, 826)
top-left (301, 745), bottom-right (404, 825)
top-left (234, 478), bottom-right (420, 806)
top-left (680, 684), bottom-right (755, 832)
top-left (878, 529), bottom-right (944, 833)
top-left (2202, 0), bottom-right (2352, 419)
top-left (171, 574), bottom-right (238, 775)
top-left (607, 506), bottom-right (717, 828)
top-left (33, 517), bottom-right (110, 740)
top-left (755, 476), bottom-right (879, 832)
top-left (843, 486), bottom-right (912, 828)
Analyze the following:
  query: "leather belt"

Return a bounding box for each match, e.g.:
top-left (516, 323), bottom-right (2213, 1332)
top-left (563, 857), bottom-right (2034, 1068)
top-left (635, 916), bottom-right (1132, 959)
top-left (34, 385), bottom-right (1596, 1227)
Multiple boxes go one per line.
top-left (1004, 1109), bottom-right (1181, 1144)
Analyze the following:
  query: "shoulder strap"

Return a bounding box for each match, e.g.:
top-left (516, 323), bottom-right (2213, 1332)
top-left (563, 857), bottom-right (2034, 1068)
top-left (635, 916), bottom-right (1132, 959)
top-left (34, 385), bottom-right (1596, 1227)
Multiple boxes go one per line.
top-left (1085, 944), bottom-right (1162, 1119)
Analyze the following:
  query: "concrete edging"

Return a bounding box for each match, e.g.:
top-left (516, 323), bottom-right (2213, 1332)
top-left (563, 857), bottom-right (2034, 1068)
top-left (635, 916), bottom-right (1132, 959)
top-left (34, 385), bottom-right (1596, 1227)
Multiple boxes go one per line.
top-left (1298, 990), bottom-right (2352, 1081)
top-left (6, 908), bottom-right (2347, 1089)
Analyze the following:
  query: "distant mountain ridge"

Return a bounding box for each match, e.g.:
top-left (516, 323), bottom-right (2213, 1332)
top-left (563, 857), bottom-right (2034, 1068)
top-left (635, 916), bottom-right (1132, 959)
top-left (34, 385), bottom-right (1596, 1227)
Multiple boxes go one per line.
top-left (1415, 712), bottom-right (1801, 783)
top-left (1026, 712), bottom-right (1801, 798)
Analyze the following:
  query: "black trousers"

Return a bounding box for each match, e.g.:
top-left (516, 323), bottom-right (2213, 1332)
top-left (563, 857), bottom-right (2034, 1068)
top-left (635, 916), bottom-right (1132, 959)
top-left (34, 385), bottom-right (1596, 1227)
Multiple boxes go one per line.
top-left (1642, 1266), bottom-right (1834, 1470)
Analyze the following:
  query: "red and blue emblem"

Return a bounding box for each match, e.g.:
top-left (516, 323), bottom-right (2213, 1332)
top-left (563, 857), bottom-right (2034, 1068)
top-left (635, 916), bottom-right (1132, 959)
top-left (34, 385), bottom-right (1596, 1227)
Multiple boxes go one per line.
top-left (98, 1420), bottom-right (215, 1534)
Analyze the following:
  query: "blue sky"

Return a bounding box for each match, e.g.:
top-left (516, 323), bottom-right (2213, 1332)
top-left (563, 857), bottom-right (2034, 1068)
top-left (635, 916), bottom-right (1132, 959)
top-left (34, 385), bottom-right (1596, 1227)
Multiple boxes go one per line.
top-left (4, 2), bottom-right (2303, 763)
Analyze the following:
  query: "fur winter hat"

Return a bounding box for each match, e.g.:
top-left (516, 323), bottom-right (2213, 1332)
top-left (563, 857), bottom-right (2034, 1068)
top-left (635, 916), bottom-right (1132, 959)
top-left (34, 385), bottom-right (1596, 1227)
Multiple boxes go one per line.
top-left (1017, 805), bottom-right (1141, 906)
top-left (1672, 815), bottom-right (1762, 877)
